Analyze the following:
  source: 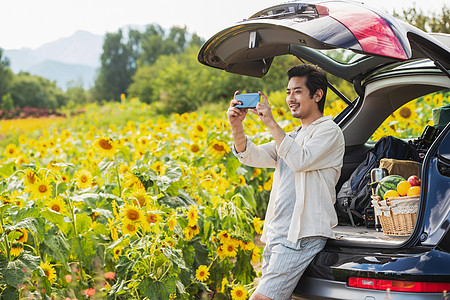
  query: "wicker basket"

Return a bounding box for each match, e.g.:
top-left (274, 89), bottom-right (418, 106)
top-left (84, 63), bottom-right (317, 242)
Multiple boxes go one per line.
top-left (371, 195), bottom-right (420, 236)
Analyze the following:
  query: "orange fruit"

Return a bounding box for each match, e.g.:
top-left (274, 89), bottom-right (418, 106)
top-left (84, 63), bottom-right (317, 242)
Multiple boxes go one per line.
top-left (397, 180), bottom-right (412, 196)
top-left (407, 186), bottom-right (421, 196)
top-left (384, 190), bottom-right (400, 200)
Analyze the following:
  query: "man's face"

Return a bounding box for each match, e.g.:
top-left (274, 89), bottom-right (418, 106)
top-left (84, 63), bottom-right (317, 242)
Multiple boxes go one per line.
top-left (286, 76), bottom-right (320, 119)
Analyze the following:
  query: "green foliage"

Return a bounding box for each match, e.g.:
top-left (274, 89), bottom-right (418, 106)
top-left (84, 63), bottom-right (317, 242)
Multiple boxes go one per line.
top-left (94, 29), bottom-right (138, 102)
top-left (64, 82), bottom-right (94, 109)
top-left (393, 4), bottom-right (450, 33)
top-left (0, 49), bottom-right (13, 100)
top-left (8, 72), bottom-right (67, 109)
top-left (1, 93), bottom-right (14, 111)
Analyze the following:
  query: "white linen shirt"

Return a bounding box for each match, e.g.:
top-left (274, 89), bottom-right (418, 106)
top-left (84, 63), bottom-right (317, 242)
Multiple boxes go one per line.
top-left (234, 116), bottom-right (345, 243)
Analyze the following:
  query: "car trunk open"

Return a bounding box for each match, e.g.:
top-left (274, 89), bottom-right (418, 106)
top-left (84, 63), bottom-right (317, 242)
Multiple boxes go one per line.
top-left (198, 0), bottom-right (450, 248)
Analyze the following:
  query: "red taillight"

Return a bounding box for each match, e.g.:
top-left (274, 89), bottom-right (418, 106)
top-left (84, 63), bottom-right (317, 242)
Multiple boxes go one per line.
top-left (326, 2), bottom-right (408, 60)
top-left (348, 277), bottom-right (450, 293)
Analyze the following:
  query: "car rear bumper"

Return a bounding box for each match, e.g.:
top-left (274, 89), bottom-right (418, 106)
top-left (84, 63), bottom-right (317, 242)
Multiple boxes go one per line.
top-left (293, 276), bottom-right (447, 300)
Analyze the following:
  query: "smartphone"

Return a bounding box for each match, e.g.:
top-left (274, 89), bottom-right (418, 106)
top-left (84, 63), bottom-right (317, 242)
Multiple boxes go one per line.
top-left (235, 93), bottom-right (260, 109)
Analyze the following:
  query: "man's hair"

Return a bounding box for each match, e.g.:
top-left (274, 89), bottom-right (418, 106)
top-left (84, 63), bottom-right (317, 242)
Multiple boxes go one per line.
top-left (287, 64), bottom-right (327, 113)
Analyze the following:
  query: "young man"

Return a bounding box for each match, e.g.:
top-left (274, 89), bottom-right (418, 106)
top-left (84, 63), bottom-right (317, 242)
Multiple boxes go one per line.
top-left (227, 64), bottom-right (345, 300)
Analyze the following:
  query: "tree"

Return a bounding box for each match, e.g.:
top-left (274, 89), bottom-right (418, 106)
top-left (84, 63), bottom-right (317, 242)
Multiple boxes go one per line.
top-left (138, 25), bottom-right (195, 66)
top-left (9, 72), bottom-right (66, 109)
top-left (94, 29), bottom-right (139, 101)
top-left (0, 48), bottom-right (13, 101)
top-left (393, 4), bottom-right (449, 33)
top-left (128, 46), bottom-right (291, 113)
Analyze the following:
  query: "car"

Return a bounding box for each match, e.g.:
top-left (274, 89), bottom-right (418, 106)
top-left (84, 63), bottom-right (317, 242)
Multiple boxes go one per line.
top-left (198, 1), bottom-right (450, 299)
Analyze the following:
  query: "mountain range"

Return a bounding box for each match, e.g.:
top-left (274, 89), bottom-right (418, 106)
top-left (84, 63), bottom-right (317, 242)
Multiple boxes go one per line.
top-left (4, 30), bottom-right (104, 90)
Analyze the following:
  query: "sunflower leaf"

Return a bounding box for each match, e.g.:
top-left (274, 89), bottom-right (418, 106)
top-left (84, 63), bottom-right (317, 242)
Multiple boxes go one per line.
top-left (42, 228), bottom-right (71, 271)
top-left (75, 213), bottom-right (92, 234)
top-left (139, 278), bottom-right (169, 299)
top-left (0, 253), bottom-right (40, 287)
top-left (41, 209), bottom-right (65, 227)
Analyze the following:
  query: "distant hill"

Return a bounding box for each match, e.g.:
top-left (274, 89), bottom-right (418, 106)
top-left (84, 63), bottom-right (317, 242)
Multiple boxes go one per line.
top-left (28, 60), bottom-right (97, 90)
top-left (34, 30), bottom-right (103, 67)
top-left (4, 30), bottom-right (104, 90)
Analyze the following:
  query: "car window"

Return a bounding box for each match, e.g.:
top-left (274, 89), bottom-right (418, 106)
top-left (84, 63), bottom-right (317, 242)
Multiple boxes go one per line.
top-left (370, 89), bottom-right (450, 141)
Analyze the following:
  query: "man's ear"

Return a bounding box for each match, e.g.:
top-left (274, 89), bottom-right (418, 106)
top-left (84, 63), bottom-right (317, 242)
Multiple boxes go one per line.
top-left (314, 89), bottom-right (323, 102)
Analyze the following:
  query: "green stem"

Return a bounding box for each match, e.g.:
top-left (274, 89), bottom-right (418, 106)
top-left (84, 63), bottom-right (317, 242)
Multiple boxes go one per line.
top-left (115, 160), bottom-right (122, 197)
top-left (66, 194), bottom-right (84, 283)
top-left (0, 210), bottom-right (11, 260)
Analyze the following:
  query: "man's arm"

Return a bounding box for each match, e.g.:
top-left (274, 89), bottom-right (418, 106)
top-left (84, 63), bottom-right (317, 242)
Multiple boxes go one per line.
top-left (231, 122), bottom-right (247, 153)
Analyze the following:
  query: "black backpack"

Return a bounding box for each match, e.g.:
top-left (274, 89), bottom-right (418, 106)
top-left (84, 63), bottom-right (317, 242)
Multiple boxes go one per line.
top-left (336, 136), bottom-right (420, 226)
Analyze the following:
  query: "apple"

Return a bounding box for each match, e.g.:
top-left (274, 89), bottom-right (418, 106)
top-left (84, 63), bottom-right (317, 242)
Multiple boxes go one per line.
top-left (408, 175), bottom-right (421, 187)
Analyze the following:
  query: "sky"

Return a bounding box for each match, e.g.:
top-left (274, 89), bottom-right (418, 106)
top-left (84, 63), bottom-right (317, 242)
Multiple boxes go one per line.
top-left (0, 0), bottom-right (447, 50)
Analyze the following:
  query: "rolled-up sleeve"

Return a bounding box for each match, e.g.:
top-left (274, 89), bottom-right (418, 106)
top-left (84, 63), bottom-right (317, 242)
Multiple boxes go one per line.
top-left (233, 137), bottom-right (278, 169)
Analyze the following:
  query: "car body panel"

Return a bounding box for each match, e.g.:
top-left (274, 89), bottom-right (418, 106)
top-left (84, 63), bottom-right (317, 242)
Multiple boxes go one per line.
top-left (420, 124), bottom-right (450, 246)
top-left (295, 276), bottom-right (447, 300)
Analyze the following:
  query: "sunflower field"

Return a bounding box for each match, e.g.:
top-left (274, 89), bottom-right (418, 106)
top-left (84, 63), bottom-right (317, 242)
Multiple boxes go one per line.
top-left (0, 90), bottom-right (448, 299)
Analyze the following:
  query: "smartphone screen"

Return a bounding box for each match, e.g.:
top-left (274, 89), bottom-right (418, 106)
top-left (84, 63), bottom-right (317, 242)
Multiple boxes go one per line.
top-left (235, 93), bottom-right (260, 108)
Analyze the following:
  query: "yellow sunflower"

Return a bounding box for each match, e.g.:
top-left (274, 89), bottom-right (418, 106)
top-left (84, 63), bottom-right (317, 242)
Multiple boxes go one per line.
top-left (238, 175), bottom-right (246, 186)
top-left (40, 261), bottom-right (57, 284)
top-left (74, 169), bottom-right (93, 189)
top-left (217, 245), bottom-right (225, 258)
top-left (191, 122), bottom-right (207, 137)
top-left (195, 265), bottom-right (210, 282)
top-left (30, 179), bottom-right (53, 199)
top-left (190, 143), bottom-right (200, 153)
top-left (23, 169), bottom-right (38, 187)
top-left (253, 217), bottom-right (264, 234)
top-left (111, 227), bottom-right (118, 242)
top-left (208, 139), bottom-right (230, 158)
top-left (61, 129), bottom-right (71, 140)
top-left (15, 155), bottom-right (29, 166)
top-left (5, 144), bottom-right (19, 158)
top-left (46, 197), bottom-right (67, 215)
top-left (10, 191), bottom-right (25, 207)
top-left (122, 222), bottom-right (139, 237)
top-left (186, 205), bottom-right (199, 227)
top-left (15, 228), bottom-right (28, 243)
top-left (240, 240), bottom-right (255, 251)
top-left (167, 215), bottom-right (177, 231)
top-left (223, 240), bottom-right (238, 258)
top-left (0, 196), bottom-right (12, 204)
top-left (131, 185), bottom-right (150, 207)
top-left (252, 168), bottom-right (262, 178)
top-left (123, 172), bottom-right (143, 189)
top-left (120, 203), bottom-right (144, 223)
top-left (151, 161), bottom-right (167, 175)
top-left (18, 135), bottom-right (27, 145)
top-left (263, 173), bottom-right (273, 191)
top-left (10, 246), bottom-right (23, 257)
top-left (113, 246), bottom-right (122, 260)
top-left (252, 247), bottom-right (262, 264)
top-left (93, 136), bottom-right (117, 158)
top-left (183, 224), bottom-right (200, 241)
top-left (231, 285), bottom-right (248, 300)
top-left (218, 230), bottom-right (231, 244)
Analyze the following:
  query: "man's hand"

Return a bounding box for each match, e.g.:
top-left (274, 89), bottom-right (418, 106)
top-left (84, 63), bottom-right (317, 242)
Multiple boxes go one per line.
top-left (227, 91), bottom-right (248, 153)
top-left (250, 91), bottom-right (276, 127)
top-left (251, 91), bottom-right (286, 148)
top-left (227, 91), bottom-right (249, 126)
